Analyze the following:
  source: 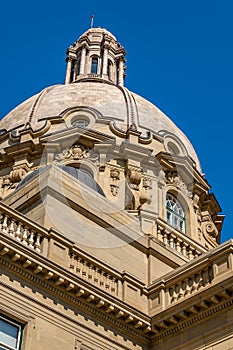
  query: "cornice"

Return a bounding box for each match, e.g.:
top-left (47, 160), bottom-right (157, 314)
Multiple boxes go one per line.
top-left (0, 237), bottom-right (151, 343)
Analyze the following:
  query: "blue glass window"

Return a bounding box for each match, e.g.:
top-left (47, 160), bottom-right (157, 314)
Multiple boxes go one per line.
top-left (0, 316), bottom-right (22, 350)
top-left (91, 57), bottom-right (98, 74)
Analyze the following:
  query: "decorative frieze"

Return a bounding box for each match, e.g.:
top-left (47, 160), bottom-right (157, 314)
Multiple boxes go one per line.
top-left (55, 144), bottom-right (90, 162)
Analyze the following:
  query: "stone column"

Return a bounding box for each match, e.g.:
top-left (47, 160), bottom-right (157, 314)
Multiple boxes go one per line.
top-left (118, 58), bottom-right (124, 87)
top-left (65, 57), bottom-right (72, 85)
top-left (79, 46), bottom-right (86, 75)
top-left (102, 45), bottom-right (109, 76)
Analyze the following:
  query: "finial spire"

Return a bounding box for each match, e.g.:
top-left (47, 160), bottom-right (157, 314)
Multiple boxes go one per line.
top-left (90, 15), bottom-right (94, 28)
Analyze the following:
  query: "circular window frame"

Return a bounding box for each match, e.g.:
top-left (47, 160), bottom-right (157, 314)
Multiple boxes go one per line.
top-left (164, 134), bottom-right (187, 157)
top-left (64, 107), bottom-right (97, 129)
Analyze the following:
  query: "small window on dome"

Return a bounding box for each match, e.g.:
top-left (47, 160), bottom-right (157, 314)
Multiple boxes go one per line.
top-left (167, 142), bottom-right (179, 156)
top-left (166, 193), bottom-right (186, 233)
top-left (72, 119), bottom-right (89, 128)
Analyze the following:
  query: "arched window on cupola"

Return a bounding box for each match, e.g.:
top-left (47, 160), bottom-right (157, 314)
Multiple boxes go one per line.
top-left (107, 59), bottom-right (113, 80)
top-left (166, 193), bottom-right (186, 233)
top-left (76, 58), bottom-right (81, 76)
top-left (91, 57), bottom-right (98, 74)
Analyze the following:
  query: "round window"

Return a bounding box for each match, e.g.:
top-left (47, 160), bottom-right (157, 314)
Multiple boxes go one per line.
top-left (167, 142), bottom-right (179, 156)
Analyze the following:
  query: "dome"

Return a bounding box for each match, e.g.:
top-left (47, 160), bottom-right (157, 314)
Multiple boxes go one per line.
top-left (0, 27), bottom-right (201, 172)
top-left (0, 81), bottom-right (201, 171)
top-left (79, 27), bottom-right (118, 41)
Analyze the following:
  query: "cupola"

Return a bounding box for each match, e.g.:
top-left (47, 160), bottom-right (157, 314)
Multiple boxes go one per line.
top-left (65, 28), bottom-right (126, 86)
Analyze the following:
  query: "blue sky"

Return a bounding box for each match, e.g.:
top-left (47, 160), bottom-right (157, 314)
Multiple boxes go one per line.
top-left (0, 0), bottom-right (232, 242)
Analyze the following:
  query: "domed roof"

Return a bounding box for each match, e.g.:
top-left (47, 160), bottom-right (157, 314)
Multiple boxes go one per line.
top-left (0, 81), bottom-right (201, 171)
top-left (79, 27), bottom-right (118, 41)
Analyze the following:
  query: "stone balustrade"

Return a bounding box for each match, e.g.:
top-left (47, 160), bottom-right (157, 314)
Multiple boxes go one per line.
top-left (70, 253), bottom-right (120, 296)
top-left (168, 266), bottom-right (212, 304)
top-left (0, 203), bottom-right (142, 303)
top-left (156, 218), bottom-right (206, 260)
top-left (0, 203), bottom-right (48, 253)
top-left (149, 240), bottom-right (233, 315)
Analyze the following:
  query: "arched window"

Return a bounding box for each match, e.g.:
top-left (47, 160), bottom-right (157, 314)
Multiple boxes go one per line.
top-left (107, 59), bottom-right (112, 80)
top-left (166, 193), bottom-right (185, 233)
top-left (76, 58), bottom-right (80, 76)
top-left (91, 57), bottom-right (98, 74)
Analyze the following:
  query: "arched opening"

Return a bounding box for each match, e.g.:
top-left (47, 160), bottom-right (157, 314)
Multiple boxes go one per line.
top-left (166, 193), bottom-right (186, 233)
top-left (91, 57), bottom-right (98, 74)
top-left (107, 59), bottom-right (113, 80)
top-left (76, 58), bottom-right (80, 76)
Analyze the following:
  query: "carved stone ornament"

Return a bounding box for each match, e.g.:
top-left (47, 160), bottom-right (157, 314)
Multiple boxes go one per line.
top-left (201, 212), bottom-right (219, 247)
top-left (110, 168), bottom-right (120, 196)
top-left (55, 145), bottom-right (90, 162)
top-left (127, 167), bottom-right (142, 190)
top-left (9, 168), bottom-right (27, 183)
top-left (139, 176), bottom-right (152, 206)
top-left (0, 168), bottom-right (27, 199)
top-left (166, 171), bottom-right (192, 199)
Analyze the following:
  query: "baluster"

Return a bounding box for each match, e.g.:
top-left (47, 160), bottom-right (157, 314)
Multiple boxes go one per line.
top-left (157, 225), bottom-right (163, 242)
top-left (15, 223), bottom-right (22, 241)
top-left (2, 215), bottom-right (8, 234)
top-left (111, 277), bottom-right (117, 294)
top-left (171, 286), bottom-right (178, 303)
top-left (99, 269), bottom-right (104, 287)
top-left (105, 273), bottom-right (110, 290)
top-left (8, 219), bottom-right (15, 236)
top-left (184, 278), bottom-right (191, 295)
top-left (22, 227), bottom-right (28, 245)
top-left (181, 243), bottom-right (187, 257)
top-left (88, 264), bottom-right (93, 281)
top-left (28, 230), bottom-right (35, 248)
top-left (34, 233), bottom-right (41, 253)
top-left (169, 235), bottom-right (174, 249)
top-left (188, 247), bottom-right (193, 260)
top-left (69, 253), bottom-right (75, 270)
top-left (163, 232), bottom-right (167, 245)
top-left (178, 282), bottom-right (184, 298)
top-left (76, 256), bottom-right (81, 275)
top-left (191, 275), bottom-right (198, 292)
top-left (176, 239), bottom-right (181, 253)
top-left (82, 260), bottom-right (87, 279)
top-left (93, 266), bottom-right (98, 284)
top-left (97, 267), bottom-right (102, 286)
top-left (202, 268), bottom-right (209, 287)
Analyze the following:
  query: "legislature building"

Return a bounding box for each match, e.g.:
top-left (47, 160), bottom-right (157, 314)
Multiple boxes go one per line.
top-left (0, 27), bottom-right (233, 350)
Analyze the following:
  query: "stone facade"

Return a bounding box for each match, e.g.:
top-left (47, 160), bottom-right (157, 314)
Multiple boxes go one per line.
top-left (0, 27), bottom-right (232, 350)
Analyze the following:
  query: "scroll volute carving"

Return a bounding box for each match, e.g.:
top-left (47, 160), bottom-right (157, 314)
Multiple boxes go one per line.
top-left (0, 168), bottom-right (27, 199)
top-left (9, 168), bottom-right (27, 183)
top-left (201, 211), bottom-right (219, 247)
